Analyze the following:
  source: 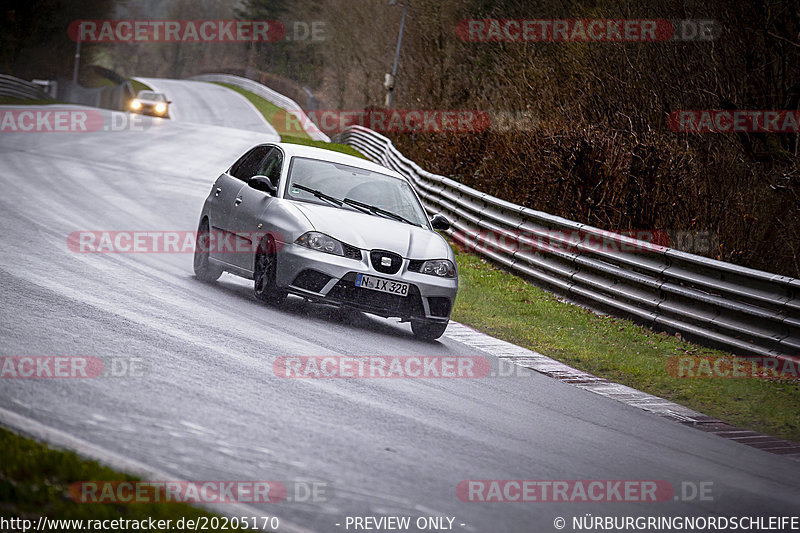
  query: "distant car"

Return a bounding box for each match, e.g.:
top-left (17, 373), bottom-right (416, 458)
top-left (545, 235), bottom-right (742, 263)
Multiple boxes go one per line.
top-left (129, 90), bottom-right (170, 117)
top-left (193, 143), bottom-right (458, 340)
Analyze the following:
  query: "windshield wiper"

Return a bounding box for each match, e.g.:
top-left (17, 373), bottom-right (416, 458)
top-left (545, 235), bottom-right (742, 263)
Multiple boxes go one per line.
top-left (292, 184), bottom-right (418, 225)
top-left (342, 198), bottom-right (417, 226)
top-left (292, 183), bottom-right (343, 207)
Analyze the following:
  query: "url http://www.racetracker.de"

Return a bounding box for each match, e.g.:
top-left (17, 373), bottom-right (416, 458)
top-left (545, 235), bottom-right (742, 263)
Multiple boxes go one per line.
top-left (0, 515), bottom-right (280, 532)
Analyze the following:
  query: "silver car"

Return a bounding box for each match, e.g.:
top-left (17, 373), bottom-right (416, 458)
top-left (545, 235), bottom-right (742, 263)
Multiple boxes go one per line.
top-left (193, 143), bottom-right (458, 340)
top-left (130, 90), bottom-right (170, 117)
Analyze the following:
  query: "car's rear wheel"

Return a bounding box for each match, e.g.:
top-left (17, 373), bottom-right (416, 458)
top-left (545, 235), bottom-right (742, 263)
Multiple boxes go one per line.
top-left (411, 319), bottom-right (448, 340)
top-left (254, 236), bottom-right (286, 305)
top-left (193, 219), bottom-right (223, 282)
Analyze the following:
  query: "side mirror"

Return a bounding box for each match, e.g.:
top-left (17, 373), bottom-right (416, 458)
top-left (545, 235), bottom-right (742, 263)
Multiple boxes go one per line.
top-left (248, 175), bottom-right (277, 196)
top-left (430, 214), bottom-right (451, 231)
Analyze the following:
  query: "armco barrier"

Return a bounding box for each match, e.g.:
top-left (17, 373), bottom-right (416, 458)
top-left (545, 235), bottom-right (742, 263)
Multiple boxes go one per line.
top-left (333, 125), bottom-right (800, 361)
top-left (189, 73), bottom-right (330, 142)
top-left (0, 74), bottom-right (53, 100)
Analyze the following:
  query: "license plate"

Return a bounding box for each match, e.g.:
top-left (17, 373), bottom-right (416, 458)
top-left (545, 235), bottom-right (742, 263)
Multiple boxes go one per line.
top-left (355, 274), bottom-right (409, 297)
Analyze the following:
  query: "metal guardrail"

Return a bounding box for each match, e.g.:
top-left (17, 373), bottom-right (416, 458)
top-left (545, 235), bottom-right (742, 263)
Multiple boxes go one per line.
top-left (189, 74), bottom-right (330, 142)
top-left (0, 75), bottom-right (53, 100)
top-left (334, 125), bottom-right (800, 361)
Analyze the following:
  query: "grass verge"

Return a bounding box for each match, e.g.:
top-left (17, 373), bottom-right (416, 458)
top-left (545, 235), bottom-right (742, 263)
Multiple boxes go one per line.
top-left (278, 135), bottom-right (367, 159)
top-left (0, 97), bottom-right (60, 105)
top-left (449, 244), bottom-right (800, 442)
top-left (129, 79), bottom-right (152, 94)
top-left (211, 82), bottom-right (364, 159)
top-left (0, 427), bottom-right (254, 531)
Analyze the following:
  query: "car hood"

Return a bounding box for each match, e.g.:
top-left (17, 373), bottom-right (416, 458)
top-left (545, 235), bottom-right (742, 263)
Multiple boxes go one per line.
top-left (291, 202), bottom-right (451, 259)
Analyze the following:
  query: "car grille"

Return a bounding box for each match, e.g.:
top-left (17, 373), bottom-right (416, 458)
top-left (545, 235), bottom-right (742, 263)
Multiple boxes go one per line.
top-left (291, 269), bottom-right (333, 293)
top-left (326, 273), bottom-right (424, 318)
top-left (370, 250), bottom-right (403, 274)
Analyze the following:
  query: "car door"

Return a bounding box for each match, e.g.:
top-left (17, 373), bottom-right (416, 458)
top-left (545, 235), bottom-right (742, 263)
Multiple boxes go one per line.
top-left (209, 145), bottom-right (273, 266)
top-left (229, 147), bottom-right (284, 271)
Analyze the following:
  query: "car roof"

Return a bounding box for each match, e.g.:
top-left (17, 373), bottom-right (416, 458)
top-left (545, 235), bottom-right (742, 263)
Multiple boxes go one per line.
top-left (274, 142), bottom-right (405, 180)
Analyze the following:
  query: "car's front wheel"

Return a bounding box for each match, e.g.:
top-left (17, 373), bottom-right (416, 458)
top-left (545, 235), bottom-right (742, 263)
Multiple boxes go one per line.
top-left (193, 219), bottom-right (223, 282)
top-left (411, 319), bottom-right (448, 340)
top-left (254, 236), bottom-right (286, 305)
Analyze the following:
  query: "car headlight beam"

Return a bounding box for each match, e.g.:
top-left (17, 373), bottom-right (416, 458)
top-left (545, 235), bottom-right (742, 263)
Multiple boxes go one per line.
top-left (130, 99), bottom-right (142, 110)
top-left (295, 231), bottom-right (345, 256)
top-left (154, 102), bottom-right (167, 114)
top-left (420, 259), bottom-right (456, 278)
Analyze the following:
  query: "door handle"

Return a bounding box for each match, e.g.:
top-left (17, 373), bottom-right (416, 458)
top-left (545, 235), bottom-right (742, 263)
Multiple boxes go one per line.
top-left (214, 187), bottom-right (222, 197)
top-left (234, 197), bottom-right (242, 206)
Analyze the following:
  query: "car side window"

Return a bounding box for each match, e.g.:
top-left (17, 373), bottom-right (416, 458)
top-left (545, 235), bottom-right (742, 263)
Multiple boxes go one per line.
top-left (257, 148), bottom-right (283, 188)
top-left (228, 150), bottom-right (252, 177)
top-left (230, 146), bottom-right (272, 181)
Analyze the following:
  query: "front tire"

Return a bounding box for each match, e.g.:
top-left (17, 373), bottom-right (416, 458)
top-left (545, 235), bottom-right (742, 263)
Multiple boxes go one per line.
top-left (254, 236), bottom-right (286, 305)
top-left (194, 219), bottom-right (223, 282)
top-left (411, 319), bottom-right (448, 340)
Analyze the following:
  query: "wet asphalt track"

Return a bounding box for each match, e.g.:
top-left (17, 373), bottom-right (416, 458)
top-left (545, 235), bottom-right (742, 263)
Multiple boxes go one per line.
top-left (133, 77), bottom-right (279, 136)
top-left (0, 89), bottom-right (799, 533)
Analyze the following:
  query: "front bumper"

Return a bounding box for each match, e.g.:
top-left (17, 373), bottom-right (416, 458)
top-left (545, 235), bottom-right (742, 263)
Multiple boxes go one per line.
top-left (131, 105), bottom-right (169, 117)
top-left (276, 243), bottom-right (457, 322)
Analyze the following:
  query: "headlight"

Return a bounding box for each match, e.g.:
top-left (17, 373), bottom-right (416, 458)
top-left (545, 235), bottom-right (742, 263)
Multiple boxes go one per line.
top-left (154, 102), bottom-right (167, 114)
top-left (420, 259), bottom-right (456, 278)
top-left (130, 99), bottom-right (142, 110)
top-left (295, 232), bottom-right (344, 256)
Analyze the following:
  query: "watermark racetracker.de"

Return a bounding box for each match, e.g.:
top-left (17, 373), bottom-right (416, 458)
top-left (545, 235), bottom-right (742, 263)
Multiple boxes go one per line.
top-left (456, 19), bottom-right (719, 42)
top-left (68, 19), bottom-right (329, 43)
top-left (69, 20), bottom-right (285, 43)
top-left (66, 230), bottom-right (285, 254)
top-left (69, 480), bottom-right (331, 504)
top-left (456, 479), bottom-right (713, 502)
top-left (668, 110), bottom-right (800, 133)
top-left (454, 228), bottom-right (718, 256)
top-left (0, 108), bottom-right (150, 133)
top-left (0, 356), bottom-right (148, 378)
top-left (267, 109), bottom-right (492, 136)
top-left (273, 356), bottom-right (531, 379)
top-left (667, 356), bottom-right (800, 380)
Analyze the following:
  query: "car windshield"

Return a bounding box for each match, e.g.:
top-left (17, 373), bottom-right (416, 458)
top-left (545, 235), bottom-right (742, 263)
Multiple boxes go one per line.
top-left (137, 91), bottom-right (165, 101)
top-left (286, 157), bottom-right (429, 227)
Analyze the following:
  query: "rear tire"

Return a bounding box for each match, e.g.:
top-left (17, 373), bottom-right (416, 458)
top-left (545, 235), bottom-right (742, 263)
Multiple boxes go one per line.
top-left (193, 219), bottom-right (223, 282)
top-left (411, 319), bottom-right (448, 340)
top-left (254, 236), bottom-right (286, 305)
